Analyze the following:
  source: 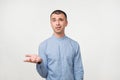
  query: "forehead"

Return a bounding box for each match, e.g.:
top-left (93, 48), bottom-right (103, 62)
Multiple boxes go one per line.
top-left (50, 13), bottom-right (66, 19)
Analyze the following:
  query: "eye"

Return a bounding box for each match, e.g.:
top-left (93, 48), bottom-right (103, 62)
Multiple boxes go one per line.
top-left (52, 19), bottom-right (56, 22)
top-left (59, 18), bottom-right (64, 21)
top-left (51, 18), bottom-right (56, 22)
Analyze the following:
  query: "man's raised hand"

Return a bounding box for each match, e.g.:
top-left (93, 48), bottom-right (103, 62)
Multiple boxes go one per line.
top-left (24, 54), bottom-right (42, 63)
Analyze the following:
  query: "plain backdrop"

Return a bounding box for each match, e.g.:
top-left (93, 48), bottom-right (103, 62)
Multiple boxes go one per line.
top-left (0, 0), bottom-right (120, 80)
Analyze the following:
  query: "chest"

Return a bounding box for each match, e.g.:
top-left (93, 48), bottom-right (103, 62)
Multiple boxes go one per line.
top-left (45, 41), bottom-right (75, 62)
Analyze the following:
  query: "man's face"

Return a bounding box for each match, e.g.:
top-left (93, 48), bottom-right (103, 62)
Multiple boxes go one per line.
top-left (50, 13), bottom-right (68, 34)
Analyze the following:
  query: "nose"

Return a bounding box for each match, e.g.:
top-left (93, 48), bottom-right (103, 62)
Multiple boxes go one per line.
top-left (56, 20), bottom-right (60, 26)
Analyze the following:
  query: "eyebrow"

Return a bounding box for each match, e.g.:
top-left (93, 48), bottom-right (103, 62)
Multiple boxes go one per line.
top-left (51, 18), bottom-right (56, 20)
top-left (51, 17), bottom-right (64, 20)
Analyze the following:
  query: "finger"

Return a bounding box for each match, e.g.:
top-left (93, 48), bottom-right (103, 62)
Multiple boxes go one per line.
top-left (31, 57), bottom-right (36, 62)
top-left (25, 54), bottom-right (32, 57)
top-left (24, 57), bottom-right (31, 62)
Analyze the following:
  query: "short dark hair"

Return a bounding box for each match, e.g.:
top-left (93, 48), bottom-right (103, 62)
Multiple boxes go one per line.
top-left (50, 10), bottom-right (67, 19)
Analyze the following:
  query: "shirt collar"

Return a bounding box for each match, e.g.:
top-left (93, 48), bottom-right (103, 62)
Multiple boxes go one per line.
top-left (52, 34), bottom-right (67, 41)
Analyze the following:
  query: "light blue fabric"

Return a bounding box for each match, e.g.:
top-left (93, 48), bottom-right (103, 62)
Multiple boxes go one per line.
top-left (36, 35), bottom-right (84, 80)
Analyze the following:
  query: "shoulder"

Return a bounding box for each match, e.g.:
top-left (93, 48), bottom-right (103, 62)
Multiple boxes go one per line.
top-left (66, 36), bottom-right (80, 52)
top-left (39, 37), bottom-right (51, 49)
top-left (66, 36), bottom-right (79, 47)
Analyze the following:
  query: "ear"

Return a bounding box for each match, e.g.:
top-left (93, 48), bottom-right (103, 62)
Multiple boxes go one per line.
top-left (65, 20), bottom-right (68, 27)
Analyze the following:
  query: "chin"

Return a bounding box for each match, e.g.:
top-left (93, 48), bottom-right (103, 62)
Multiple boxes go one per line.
top-left (55, 31), bottom-right (62, 34)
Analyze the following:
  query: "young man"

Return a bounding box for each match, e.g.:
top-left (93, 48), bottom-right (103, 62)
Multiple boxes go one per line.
top-left (24, 10), bottom-right (84, 80)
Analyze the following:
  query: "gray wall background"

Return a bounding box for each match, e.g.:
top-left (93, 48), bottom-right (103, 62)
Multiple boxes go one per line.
top-left (0, 0), bottom-right (120, 80)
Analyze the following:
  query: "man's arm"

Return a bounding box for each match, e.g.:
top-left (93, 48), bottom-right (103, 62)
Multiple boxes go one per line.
top-left (74, 44), bottom-right (84, 80)
top-left (36, 43), bottom-right (48, 78)
top-left (24, 43), bottom-right (48, 78)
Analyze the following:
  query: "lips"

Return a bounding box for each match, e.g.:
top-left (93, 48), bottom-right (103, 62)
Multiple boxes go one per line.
top-left (55, 27), bottom-right (61, 30)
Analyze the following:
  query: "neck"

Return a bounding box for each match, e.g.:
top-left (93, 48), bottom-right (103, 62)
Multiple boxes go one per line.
top-left (53, 33), bottom-right (65, 38)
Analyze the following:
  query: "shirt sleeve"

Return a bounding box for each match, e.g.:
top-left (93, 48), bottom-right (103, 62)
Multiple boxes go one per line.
top-left (74, 44), bottom-right (84, 80)
top-left (36, 42), bottom-right (48, 78)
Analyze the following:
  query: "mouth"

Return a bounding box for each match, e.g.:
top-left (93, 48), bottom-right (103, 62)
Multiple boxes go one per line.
top-left (55, 27), bottom-right (61, 30)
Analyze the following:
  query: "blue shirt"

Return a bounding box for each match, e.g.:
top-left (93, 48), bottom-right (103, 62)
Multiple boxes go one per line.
top-left (36, 35), bottom-right (84, 80)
